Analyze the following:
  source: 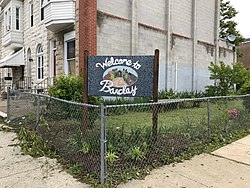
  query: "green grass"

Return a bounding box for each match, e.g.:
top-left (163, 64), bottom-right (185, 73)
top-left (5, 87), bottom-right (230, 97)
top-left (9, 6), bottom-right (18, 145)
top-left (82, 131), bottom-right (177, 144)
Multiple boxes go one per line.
top-left (106, 104), bottom-right (207, 131)
top-left (106, 99), bottom-right (245, 131)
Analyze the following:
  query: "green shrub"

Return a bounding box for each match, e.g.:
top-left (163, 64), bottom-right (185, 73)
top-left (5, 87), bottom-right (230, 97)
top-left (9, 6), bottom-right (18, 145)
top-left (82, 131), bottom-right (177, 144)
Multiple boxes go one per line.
top-left (239, 80), bottom-right (250, 95)
top-left (205, 61), bottom-right (250, 96)
top-left (49, 75), bottom-right (101, 104)
top-left (158, 89), bottom-right (205, 99)
top-left (49, 75), bottom-right (83, 102)
top-left (48, 75), bottom-right (101, 127)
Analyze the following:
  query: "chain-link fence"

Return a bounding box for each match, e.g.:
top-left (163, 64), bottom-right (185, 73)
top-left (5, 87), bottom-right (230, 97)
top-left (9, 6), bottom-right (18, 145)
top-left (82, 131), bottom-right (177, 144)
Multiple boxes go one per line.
top-left (7, 90), bottom-right (250, 185)
top-left (7, 90), bottom-right (102, 182)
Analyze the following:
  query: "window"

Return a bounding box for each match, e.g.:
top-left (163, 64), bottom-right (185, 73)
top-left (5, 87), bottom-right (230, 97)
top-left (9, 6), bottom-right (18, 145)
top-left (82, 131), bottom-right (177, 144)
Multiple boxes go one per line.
top-left (41, 0), bottom-right (44, 20)
top-left (30, 1), bottom-right (34, 27)
top-left (4, 7), bottom-right (11, 33)
top-left (37, 45), bottom-right (44, 80)
top-left (41, 0), bottom-right (50, 20)
top-left (67, 40), bottom-right (76, 75)
top-left (16, 7), bottom-right (20, 30)
top-left (64, 31), bottom-right (75, 75)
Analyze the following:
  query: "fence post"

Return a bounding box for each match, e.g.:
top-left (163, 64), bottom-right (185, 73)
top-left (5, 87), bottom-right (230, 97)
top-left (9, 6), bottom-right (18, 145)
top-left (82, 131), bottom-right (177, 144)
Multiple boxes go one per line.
top-left (207, 98), bottom-right (211, 141)
top-left (7, 88), bottom-right (10, 120)
top-left (100, 104), bottom-right (106, 185)
top-left (36, 95), bottom-right (40, 127)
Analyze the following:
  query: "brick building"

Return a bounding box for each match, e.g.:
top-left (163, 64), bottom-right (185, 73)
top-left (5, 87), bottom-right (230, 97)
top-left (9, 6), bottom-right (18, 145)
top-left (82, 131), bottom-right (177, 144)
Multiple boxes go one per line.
top-left (238, 39), bottom-right (250, 68)
top-left (0, 0), bottom-right (234, 93)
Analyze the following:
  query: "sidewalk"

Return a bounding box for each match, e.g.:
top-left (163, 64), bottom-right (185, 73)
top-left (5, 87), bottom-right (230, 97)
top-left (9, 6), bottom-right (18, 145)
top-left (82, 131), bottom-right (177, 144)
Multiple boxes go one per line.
top-left (0, 127), bottom-right (90, 188)
top-left (118, 136), bottom-right (250, 188)
top-left (1, 122), bottom-right (250, 187)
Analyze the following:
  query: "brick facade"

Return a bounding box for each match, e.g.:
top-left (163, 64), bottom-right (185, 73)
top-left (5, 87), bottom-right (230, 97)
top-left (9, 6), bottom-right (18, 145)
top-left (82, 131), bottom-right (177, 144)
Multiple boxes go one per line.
top-left (239, 40), bottom-right (250, 68)
top-left (78, 0), bottom-right (97, 75)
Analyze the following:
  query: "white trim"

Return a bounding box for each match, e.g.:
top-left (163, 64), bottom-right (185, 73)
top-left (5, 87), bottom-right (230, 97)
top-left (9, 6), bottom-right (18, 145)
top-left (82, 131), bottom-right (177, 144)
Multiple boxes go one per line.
top-left (50, 39), bottom-right (56, 78)
top-left (15, 6), bottom-right (20, 31)
top-left (64, 30), bottom-right (75, 41)
top-left (27, 48), bottom-right (32, 78)
top-left (64, 31), bottom-right (75, 75)
top-left (37, 45), bottom-right (44, 80)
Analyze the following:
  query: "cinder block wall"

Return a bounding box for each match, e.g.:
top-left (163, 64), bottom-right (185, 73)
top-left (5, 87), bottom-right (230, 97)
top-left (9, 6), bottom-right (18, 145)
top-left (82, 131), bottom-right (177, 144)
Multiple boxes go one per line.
top-left (96, 0), bottom-right (233, 92)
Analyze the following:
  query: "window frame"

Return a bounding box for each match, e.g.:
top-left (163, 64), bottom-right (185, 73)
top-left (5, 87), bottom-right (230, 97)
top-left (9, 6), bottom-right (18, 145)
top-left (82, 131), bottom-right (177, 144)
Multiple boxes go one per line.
top-left (37, 45), bottom-right (44, 80)
top-left (29, 1), bottom-right (34, 27)
top-left (4, 7), bottom-right (11, 34)
top-left (15, 7), bottom-right (20, 30)
top-left (64, 31), bottom-right (76, 75)
top-left (41, 0), bottom-right (50, 21)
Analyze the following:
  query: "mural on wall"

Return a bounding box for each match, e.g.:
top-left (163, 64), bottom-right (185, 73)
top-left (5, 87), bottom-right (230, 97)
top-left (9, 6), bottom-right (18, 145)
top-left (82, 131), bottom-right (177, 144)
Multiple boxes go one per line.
top-left (88, 56), bottom-right (154, 97)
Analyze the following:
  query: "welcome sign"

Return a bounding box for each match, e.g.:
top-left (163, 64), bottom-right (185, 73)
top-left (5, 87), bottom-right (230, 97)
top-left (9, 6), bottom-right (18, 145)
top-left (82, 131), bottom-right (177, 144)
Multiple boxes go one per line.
top-left (88, 56), bottom-right (154, 97)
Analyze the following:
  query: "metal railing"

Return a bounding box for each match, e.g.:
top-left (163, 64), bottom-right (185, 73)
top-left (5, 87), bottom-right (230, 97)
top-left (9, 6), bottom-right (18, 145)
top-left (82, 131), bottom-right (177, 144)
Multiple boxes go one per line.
top-left (7, 91), bottom-right (250, 185)
top-left (34, 77), bottom-right (54, 93)
top-left (13, 77), bottom-right (32, 90)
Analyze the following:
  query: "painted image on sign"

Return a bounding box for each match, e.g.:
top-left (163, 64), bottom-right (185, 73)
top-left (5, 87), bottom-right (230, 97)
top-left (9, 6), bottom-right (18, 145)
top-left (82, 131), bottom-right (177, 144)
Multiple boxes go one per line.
top-left (103, 66), bottom-right (138, 87)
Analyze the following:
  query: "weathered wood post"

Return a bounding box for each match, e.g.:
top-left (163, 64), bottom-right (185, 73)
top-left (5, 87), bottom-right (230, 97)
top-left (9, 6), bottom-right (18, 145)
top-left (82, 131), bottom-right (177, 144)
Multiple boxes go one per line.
top-left (82, 50), bottom-right (89, 134)
top-left (152, 49), bottom-right (159, 140)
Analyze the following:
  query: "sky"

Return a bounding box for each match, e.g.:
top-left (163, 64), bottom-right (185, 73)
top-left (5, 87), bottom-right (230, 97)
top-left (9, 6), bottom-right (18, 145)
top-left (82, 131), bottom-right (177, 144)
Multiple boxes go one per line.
top-left (229, 0), bottom-right (250, 39)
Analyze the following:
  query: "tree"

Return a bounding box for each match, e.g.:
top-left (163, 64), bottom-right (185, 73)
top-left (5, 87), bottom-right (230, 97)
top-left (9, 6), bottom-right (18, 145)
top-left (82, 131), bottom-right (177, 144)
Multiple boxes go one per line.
top-left (206, 61), bottom-right (250, 96)
top-left (220, 0), bottom-right (244, 46)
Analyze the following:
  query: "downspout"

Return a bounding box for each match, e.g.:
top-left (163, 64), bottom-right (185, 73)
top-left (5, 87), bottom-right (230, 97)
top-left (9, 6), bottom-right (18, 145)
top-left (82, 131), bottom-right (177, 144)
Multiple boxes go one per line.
top-left (175, 62), bottom-right (178, 91)
top-left (214, 0), bottom-right (220, 65)
top-left (191, 0), bottom-right (197, 91)
top-left (165, 0), bottom-right (172, 90)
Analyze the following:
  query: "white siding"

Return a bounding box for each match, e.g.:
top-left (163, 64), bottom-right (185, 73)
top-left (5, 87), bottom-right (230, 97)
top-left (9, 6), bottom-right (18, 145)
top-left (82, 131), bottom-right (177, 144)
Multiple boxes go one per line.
top-left (44, 1), bottom-right (75, 23)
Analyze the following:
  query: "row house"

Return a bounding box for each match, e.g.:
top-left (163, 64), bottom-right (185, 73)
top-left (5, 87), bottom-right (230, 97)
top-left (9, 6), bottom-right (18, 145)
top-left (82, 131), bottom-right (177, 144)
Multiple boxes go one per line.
top-left (0, 0), bottom-right (235, 94)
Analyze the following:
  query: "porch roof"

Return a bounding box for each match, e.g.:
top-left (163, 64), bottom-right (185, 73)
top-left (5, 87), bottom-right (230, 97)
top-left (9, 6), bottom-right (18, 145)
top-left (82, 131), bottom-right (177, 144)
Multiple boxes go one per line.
top-left (0, 48), bottom-right (24, 68)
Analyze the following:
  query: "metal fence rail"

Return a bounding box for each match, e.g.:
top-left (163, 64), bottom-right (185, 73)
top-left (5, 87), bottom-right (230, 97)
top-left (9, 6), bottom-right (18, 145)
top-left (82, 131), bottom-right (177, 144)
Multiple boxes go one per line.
top-left (7, 91), bottom-right (250, 185)
top-left (8, 91), bottom-right (102, 181)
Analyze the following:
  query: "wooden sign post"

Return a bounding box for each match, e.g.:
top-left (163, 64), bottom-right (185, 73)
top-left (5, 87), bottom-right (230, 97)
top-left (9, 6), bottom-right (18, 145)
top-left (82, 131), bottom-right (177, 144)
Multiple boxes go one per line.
top-left (152, 49), bottom-right (159, 140)
top-left (83, 50), bottom-right (89, 134)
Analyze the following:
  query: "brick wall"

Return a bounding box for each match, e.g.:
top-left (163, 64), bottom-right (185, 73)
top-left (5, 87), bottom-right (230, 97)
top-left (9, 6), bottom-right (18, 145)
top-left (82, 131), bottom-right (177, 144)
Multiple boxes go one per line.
top-left (239, 42), bottom-right (250, 68)
top-left (78, 0), bottom-right (97, 75)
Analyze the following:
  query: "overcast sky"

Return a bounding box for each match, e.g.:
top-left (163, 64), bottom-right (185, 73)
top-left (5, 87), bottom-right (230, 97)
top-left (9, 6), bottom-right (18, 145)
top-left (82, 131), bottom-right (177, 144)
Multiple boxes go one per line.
top-left (229, 0), bottom-right (250, 39)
